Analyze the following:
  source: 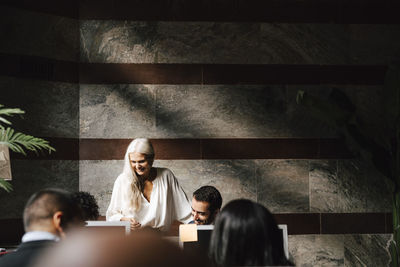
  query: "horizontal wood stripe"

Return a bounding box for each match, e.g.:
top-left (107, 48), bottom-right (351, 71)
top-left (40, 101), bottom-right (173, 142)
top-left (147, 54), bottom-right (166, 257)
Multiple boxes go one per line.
top-left (80, 63), bottom-right (387, 85)
top-left (1, 1), bottom-right (78, 19)
top-left (79, 138), bottom-right (352, 160)
top-left (79, 63), bottom-right (203, 84)
top-left (1, 54), bottom-right (387, 85)
top-left (0, 54), bottom-right (78, 83)
top-left (3, 0), bottom-right (400, 23)
top-left (0, 213), bottom-right (392, 245)
top-left (9, 138), bottom-right (351, 160)
top-left (10, 138), bottom-right (79, 160)
top-left (320, 213), bottom-right (391, 234)
top-left (79, 0), bottom-right (400, 23)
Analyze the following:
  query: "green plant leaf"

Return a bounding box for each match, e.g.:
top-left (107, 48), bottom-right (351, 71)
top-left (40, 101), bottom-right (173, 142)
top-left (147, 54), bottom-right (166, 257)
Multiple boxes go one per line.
top-left (0, 179), bottom-right (13, 192)
top-left (0, 117), bottom-right (12, 125)
top-left (0, 106), bottom-right (25, 128)
top-left (0, 127), bottom-right (56, 155)
top-left (0, 108), bottom-right (25, 116)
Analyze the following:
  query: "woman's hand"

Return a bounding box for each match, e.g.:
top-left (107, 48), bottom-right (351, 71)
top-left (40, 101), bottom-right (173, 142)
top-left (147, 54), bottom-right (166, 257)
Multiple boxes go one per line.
top-left (121, 217), bottom-right (141, 230)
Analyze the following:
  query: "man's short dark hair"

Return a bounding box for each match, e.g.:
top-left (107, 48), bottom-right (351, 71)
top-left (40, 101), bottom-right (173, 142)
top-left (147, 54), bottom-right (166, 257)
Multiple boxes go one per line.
top-left (23, 188), bottom-right (83, 231)
top-left (193, 186), bottom-right (222, 213)
top-left (72, 191), bottom-right (100, 221)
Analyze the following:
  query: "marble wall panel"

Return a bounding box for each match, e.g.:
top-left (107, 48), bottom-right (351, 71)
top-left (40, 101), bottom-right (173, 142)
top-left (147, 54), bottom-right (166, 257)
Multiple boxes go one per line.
top-left (0, 160), bottom-right (79, 219)
top-left (338, 160), bottom-right (392, 212)
top-left (256, 160), bottom-right (309, 213)
top-left (80, 84), bottom-right (156, 138)
top-left (156, 159), bottom-right (256, 205)
top-left (80, 84), bottom-right (388, 139)
top-left (0, 6), bottom-right (79, 61)
top-left (285, 85), bottom-right (341, 138)
top-left (344, 234), bottom-right (392, 267)
top-left (310, 160), bottom-right (344, 212)
top-left (259, 24), bottom-right (350, 65)
top-left (153, 160), bottom-right (205, 198)
top-left (155, 85), bottom-right (289, 138)
top-left (80, 21), bottom-right (400, 64)
top-left (343, 85), bottom-right (393, 143)
top-left (80, 84), bottom-right (342, 138)
top-left (310, 160), bottom-right (392, 213)
top-left (349, 25), bottom-right (400, 65)
top-left (286, 84), bottom-right (393, 143)
top-left (0, 76), bottom-right (79, 138)
top-left (289, 235), bottom-right (344, 267)
top-left (79, 160), bottom-right (123, 215)
top-left (80, 21), bottom-right (261, 64)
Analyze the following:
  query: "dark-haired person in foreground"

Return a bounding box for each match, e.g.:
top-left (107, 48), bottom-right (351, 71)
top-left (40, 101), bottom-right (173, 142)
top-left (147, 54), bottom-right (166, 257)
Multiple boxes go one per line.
top-left (72, 191), bottom-right (100, 221)
top-left (190, 186), bottom-right (222, 225)
top-left (0, 188), bottom-right (84, 267)
top-left (208, 199), bottom-right (293, 266)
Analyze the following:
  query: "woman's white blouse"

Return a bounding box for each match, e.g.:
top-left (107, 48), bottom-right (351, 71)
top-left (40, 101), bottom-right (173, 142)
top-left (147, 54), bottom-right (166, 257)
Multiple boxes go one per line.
top-left (106, 167), bottom-right (192, 231)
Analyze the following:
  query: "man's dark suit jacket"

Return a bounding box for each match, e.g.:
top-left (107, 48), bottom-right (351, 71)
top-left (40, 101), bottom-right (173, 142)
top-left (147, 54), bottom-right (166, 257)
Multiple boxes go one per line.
top-left (0, 240), bottom-right (55, 267)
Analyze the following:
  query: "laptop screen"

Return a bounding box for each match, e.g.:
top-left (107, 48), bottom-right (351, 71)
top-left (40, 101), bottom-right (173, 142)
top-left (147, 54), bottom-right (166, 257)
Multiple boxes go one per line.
top-left (85, 221), bottom-right (131, 235)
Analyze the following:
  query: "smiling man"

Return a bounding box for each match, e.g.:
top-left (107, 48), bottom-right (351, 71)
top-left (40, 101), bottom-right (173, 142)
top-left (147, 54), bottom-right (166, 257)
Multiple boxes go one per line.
top-left (190, 186), bottom-right (222, 225)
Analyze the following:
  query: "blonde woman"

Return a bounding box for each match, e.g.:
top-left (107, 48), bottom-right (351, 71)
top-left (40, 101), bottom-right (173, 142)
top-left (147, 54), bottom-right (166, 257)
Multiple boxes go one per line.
top-left (106, 138), bottom-right (192, 231)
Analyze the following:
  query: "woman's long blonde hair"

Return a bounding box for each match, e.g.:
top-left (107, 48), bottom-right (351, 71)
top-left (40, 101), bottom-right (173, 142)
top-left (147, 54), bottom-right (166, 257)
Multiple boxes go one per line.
top-left (122, 138), bottom-right (154, 211)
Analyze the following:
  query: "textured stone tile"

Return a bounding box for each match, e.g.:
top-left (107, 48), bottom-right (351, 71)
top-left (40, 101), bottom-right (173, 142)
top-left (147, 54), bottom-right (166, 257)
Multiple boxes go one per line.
top-left (155, 85), bottom-right (289, 138)
top-left (0, 160), bottom-right (79, 219)
top-left (289, 235), bottom-right (344, 267)
top-left (339, 160), bottom-right (391, 212)
top-left (349, 25), bottom-right (400, 65)
top-left (79, 84), bottom-right (384, 139)
top-left (80, 21), bottom-right (400, 64)
top-left (200, 160), bottom-right (256, 205)
top-left (80, 21), bottom-right (261, 63)
top-left (286, 84), bottom-right (394, 140)
top-left (310, 160), bottom-right (346, 212)
top-left (79, 160), bottom-right (124, 215)
top-left (1, 76), bottom-right (79, 138)
top-left (156, 159), bottom-right (256, 206)
top-left (80, 84), bottom-right (156, 138)
top-left (256, 160), bottom-right (309, 212)
top-left (285, 85), bottom-right (342, 138)
top-left (344, 85), bottom-right (394, 146)
top-left (344, 234), bottom-right (392, 267)
top-left (259, 24), bottom-right (350, 65)
top-left (153, 160), bottom-right (204, 199)
top-left (310, 159), bottom-right (392, 213)
top-left (0, 6), bottom-right (79, 61)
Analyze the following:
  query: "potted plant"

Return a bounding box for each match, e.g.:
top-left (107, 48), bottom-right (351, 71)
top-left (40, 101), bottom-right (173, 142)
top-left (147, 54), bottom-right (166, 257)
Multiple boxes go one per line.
top-left (0, 104), bottom-right (55, 192)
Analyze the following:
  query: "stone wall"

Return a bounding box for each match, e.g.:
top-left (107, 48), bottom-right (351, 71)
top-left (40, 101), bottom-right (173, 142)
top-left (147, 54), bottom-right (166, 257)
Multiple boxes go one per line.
top-left (0, 6), bottom-right (79, 218)
top-left (1, 1), bottom-right (399, 266)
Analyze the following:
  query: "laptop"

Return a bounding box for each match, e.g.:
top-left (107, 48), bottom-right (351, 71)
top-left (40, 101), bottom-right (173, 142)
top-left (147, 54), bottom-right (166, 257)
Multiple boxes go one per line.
top-left (278, 224), bottom-right (289, 260)
top-left (85, 221), bottom-right (131, 235)
top-left (179, 225), bottom-right (213, 257)
top-left (179, 224), bottom-right (289, 260)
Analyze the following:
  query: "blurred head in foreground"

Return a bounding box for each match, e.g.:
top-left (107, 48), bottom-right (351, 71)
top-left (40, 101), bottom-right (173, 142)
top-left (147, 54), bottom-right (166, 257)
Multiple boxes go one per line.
top-left (34, 227), bottom-right (206, 267)
top-left (208, 199), bottom-right (292, 266)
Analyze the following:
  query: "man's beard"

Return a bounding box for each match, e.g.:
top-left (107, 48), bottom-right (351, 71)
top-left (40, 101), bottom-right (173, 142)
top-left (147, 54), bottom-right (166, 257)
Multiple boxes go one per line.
top-left (195, 218), bottom-right (206, 224)
top-left (195, 214), bottom-right (214, 225)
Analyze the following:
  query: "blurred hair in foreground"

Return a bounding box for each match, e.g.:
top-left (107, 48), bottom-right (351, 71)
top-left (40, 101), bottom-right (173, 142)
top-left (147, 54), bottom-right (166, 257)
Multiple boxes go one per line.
top-left (209, 199), bottom-right (293, 266)
top-left (33, 227), bottom-right (207, 267)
